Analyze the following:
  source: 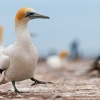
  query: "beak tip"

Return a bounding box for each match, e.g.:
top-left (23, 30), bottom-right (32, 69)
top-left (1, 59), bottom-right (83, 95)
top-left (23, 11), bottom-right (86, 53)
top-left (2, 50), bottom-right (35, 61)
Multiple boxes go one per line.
top-left (48, 17), bottom-right (50, 19)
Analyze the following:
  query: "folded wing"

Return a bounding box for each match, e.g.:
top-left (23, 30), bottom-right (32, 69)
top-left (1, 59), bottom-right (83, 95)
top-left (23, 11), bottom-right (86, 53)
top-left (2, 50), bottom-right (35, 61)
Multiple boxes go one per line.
top-left (0, 54), bottom-right (10, 70)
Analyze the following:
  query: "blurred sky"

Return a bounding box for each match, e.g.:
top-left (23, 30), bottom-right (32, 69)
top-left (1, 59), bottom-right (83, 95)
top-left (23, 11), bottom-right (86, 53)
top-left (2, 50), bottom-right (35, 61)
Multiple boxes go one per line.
top-left (0, 0), bottom-right (100, 57)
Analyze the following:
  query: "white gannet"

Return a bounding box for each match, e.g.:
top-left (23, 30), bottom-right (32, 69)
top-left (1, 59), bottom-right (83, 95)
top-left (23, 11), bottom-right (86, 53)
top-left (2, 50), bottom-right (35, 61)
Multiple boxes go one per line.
top-left (0, 26), bottom-right (5, 74)
top-left (46, 50), bottom-right (68, 69)
top-left (0, 7), bottom-right (50, 92)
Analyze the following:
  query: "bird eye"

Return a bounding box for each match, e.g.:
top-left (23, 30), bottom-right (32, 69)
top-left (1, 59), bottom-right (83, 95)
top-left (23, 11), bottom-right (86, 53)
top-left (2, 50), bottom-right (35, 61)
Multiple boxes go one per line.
top-left (26, 12), bottom-right (35, 17)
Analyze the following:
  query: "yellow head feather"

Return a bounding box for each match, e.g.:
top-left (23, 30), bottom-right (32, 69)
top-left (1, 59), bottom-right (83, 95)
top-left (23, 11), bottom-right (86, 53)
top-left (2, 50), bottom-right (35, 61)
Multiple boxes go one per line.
top-left (15, 7), bottom-right (34, 23)
top-left (59, 50), bottom-right (68, 59)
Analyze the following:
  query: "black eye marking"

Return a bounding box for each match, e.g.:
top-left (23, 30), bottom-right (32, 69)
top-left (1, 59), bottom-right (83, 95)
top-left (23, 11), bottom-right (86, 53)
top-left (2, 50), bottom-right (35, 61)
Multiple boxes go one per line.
top-left (26, 12), bottom-right (35, 17)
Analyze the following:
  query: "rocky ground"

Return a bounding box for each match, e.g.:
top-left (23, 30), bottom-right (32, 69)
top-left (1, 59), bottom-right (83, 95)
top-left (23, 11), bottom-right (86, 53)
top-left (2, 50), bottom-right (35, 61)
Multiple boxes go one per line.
top-left (0, 59), bottom-right (100, 100)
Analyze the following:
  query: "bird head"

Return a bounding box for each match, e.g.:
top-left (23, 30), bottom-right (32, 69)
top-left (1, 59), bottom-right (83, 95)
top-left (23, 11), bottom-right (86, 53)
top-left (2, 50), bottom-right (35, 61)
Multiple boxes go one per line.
top-left (15, 7), bottom-right (50, 24)
top-left (59, 50), bottom-right (68, 59)
top-left (0, 26), bottom-right (3, 44)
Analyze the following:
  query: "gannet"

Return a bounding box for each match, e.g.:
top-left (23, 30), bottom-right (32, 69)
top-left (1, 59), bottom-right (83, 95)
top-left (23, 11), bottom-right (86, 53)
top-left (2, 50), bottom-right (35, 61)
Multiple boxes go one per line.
top-left (0, 26), bottom-right (5, 74)
top-left (0, 7), bottom-right (50, 92)
top-left (46, 50), bottom-right (68, 69)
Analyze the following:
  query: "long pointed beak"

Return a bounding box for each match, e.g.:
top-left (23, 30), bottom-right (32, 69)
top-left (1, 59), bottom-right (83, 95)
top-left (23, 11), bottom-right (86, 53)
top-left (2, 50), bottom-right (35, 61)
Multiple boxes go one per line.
top-left (30, 13), bottom-right (50, 19)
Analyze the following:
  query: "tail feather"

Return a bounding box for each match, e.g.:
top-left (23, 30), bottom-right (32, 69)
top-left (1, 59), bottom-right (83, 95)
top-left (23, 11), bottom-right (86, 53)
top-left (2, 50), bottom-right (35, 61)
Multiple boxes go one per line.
top-left (0, 71), bottom-right (7, 85)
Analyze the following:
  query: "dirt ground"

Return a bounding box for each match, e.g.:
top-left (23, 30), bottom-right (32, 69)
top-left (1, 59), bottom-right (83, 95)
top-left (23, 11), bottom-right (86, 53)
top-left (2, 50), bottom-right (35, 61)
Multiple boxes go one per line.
top-left (0, 59), bottom-right (100, 100)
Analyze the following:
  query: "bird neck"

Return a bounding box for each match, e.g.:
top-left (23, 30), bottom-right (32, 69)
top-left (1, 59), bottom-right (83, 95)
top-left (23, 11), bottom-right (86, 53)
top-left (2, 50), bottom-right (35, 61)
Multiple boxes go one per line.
top-left (59, 56), bottom-right (66, 60)
top-left (0, 36), bottom-right (3, 46)
top-left (15, 21), bottom-right (32, 46)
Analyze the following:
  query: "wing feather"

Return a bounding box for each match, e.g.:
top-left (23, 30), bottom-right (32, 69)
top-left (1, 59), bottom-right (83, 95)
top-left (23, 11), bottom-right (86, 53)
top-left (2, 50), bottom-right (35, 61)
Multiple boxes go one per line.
top-left (0, 54), bottom-right (10, 70)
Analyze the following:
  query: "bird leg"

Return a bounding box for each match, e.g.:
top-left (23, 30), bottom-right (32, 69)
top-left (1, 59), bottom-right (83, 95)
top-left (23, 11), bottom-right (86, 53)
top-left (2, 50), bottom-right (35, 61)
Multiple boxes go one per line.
top-left (31, 78), bottom-right (53, 86)
top-left (12, 81), bottom-right (20, 93)
top-left (0, 69), bottom-right (4, 74)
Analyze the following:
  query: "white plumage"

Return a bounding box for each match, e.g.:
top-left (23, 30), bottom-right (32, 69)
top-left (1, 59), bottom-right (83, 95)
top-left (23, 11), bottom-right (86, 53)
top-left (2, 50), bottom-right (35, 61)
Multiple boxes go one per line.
top-left (46, 50), bottom-right (68, 69)
top-left (0, 8), bottom-right (50, 92)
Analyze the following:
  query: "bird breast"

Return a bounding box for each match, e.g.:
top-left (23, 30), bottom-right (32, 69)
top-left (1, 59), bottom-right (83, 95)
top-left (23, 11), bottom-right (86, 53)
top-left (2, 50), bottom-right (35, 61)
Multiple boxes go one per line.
top-left (5, 44), bottom-right (39, 81)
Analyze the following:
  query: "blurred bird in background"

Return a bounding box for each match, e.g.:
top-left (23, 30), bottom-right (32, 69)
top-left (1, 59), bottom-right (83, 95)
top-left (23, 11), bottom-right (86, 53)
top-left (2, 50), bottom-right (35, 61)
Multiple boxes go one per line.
top-left (0, 7), bottom-right (50, 93)
top-left (0, 26), bottom-right (5, 75)
top-left (87, 56), bottom-right (100, 77)
top-left (46, 50), bottom-right (69, 69)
